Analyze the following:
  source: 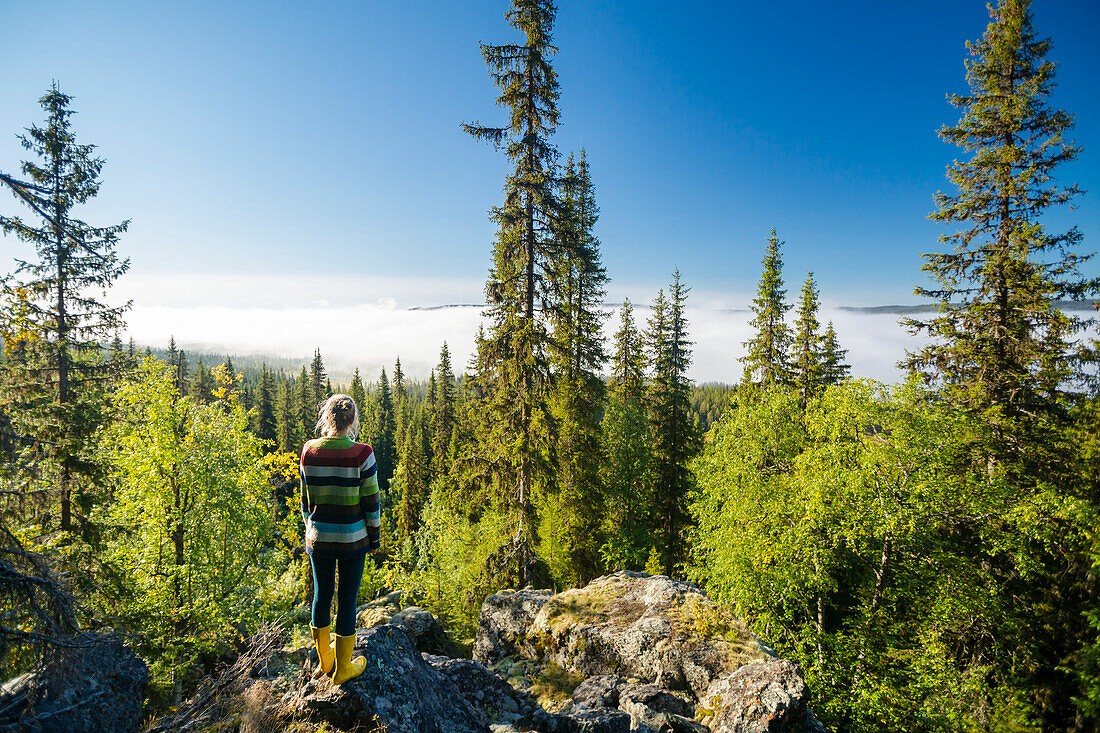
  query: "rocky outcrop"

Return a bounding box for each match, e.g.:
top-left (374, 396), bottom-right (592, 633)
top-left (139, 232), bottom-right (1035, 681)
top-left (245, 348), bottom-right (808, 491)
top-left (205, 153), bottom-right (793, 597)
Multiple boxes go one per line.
top-left (286, 624), bottom-right (487, 733)
top-left (0, 634), bottom-right (147, 733)
top-left (284, 572), bottom-right (826, 733)
top-left (475, 572), bottom-right (827, 733)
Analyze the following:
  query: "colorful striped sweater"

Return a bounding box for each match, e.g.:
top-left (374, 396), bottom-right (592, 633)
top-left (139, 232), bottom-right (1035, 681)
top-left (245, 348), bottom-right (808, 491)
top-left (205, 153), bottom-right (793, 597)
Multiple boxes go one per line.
top-left (299, 436), bottom-right (381, 558)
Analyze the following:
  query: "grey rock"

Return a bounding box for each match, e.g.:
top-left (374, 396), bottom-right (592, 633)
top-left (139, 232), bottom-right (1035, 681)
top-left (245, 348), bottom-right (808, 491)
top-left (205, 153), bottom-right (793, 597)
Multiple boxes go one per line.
top-left (474, 587), bottom-right (553, 665)
top-left (666, 714), bottom-right (709, 733)
top-left (702, 660), bottom-right (826, 733)
top-left (527, 572), bottom-right (772, 699)
top-left (571, 674), bottom-right (621, 709)
top-left (530, 706), bottom-right (632, 733)
top-left (286, 624), bottom-right (487, 733)
top-left (425, 653), bottom-right (538, 727)
top-left (391, 605), bottom-right (447, 654)
top-left (616, 682), bottom-right (696, 731)
top-left (564, 707), bottom-right (632, 732)
top-left (0, 633), bottom-right (147, 733)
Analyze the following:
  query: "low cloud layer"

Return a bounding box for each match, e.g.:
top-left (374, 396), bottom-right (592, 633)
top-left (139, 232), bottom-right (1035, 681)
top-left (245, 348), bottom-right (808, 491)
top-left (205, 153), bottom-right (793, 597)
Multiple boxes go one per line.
top-left (121, 274), bottom-right (933, 383)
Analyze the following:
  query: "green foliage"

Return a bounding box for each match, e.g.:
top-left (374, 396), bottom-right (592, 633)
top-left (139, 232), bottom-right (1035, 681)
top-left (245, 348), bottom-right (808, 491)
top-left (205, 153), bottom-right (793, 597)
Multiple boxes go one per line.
top-left (95, 358), bottom-right (294, 701)
top-left (689, 383), bottom-right (735, 436)
top-left (689, 380), bottom-right (1095, 731)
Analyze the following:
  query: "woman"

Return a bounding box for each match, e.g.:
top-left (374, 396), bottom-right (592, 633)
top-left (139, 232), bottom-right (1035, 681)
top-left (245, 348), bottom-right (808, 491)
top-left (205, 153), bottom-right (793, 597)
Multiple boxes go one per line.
top-left (300, 393), bottom-right (381, 684)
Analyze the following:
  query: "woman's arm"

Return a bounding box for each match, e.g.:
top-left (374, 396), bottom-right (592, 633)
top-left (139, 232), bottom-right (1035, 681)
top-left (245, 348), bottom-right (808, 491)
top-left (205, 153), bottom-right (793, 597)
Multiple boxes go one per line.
top-left (358, 447), bottom-right (381, 552)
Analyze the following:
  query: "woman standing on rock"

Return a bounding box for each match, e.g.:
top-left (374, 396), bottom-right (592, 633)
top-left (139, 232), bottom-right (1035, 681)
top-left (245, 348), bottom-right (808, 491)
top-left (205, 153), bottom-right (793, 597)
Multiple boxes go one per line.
top-left (300, 393), bottom-right (381, 684)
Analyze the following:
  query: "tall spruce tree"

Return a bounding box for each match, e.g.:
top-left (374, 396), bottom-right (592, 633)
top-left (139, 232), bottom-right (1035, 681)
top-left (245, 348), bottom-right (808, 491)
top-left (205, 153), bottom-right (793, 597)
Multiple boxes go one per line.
top-left (646, 272), bottom-right (700, 577)
top-left (903, 0), bottom-right (1095, 432)
top-left (463, 0), bottom-right (564, 585)
top-left (741, 230), bottom-right (792, 387)
top-left (602, 299), bottom-right (652, 571)
top-left (905, 3), bottom-right (1098, 726)
top-left (550, 150), bottom-right (608, 582)
top-left (791, 271), bottom-right (824, 400)
top-left (0, 85), bottom-right (130, 531)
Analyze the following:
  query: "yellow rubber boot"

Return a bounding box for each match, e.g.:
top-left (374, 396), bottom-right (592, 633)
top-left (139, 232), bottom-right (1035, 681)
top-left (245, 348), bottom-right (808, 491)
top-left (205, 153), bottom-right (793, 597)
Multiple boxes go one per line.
top-left (310, 624), bottom-right (335, 676)
top-left (332, 633), bottom-right (366, 684)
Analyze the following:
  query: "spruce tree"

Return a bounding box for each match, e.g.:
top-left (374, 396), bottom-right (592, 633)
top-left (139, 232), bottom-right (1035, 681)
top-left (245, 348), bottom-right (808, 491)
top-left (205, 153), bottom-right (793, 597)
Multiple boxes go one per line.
top-left (395, 411), bottom-right (430, 554)
top-left (903, 0), bottom-right (1095, 431)
top-left (741, 229), bottom-right (792, 387)
top-left (609, 299), bottom-right (646, 402)
top-left (165, 336), bottom-right (189, 394)
top-left (309, 348), bottom-right (327, 407)
top-left (647, 272), bottom-right (700, 576)
top-left (349, 368), bottom-right (367, 417)
top-left (820, 322), bottom-right (850, 386)
top-left (904, 2), bottom-right (1098, 725)
top-left (296, 366), bottom-right (312, 439)
top-left (551, 150), bottom-right (608, 582)
top-left (0, 84), bottom-right (130, 532)
top-left (189, 359), bottom-right (214, 403)
top-left (274, 378), bottom-right (299, 454)
top-left (463, 0), bottom-right (564, 585)
top-left (430, 343), bottom-right (457, 476)
top-left (791, 271), bottom-right (824, 400)
top-left (253, 364), bottom-right (276, 447)
top-left (371, 368), bottom-right (396, 498)
top-left (392, 356), bottom-right (408, 454)
top-left (602, 300), bottom-right (652, 570)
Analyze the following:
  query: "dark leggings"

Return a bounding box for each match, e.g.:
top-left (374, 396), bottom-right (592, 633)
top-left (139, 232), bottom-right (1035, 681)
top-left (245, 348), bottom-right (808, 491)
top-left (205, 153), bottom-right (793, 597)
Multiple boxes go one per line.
top-left (309, 553), bottom-right (366, 637)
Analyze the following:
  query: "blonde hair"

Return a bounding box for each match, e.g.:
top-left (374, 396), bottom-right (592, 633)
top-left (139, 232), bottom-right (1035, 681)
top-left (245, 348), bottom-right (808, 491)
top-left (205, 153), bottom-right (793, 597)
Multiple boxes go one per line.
top-left (316, 393), bottom-right (359, 439)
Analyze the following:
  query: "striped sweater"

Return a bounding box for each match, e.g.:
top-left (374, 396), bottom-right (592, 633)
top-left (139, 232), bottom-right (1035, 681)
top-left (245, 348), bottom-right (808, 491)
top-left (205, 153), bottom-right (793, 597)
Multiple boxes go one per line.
top-left (299, 436), bottom-right (381, 558)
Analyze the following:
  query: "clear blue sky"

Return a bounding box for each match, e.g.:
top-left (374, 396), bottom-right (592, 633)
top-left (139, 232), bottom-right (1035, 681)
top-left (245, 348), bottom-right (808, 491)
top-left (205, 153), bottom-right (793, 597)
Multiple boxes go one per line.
top-left (1, 0), bottom-right (1098, 306)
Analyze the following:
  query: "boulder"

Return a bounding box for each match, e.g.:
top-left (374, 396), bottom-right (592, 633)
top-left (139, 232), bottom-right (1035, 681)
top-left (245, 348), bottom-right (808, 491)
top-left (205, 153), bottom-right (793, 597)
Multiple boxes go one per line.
top-left (699, 660), bottom-right (827, 733)
top-left (473, 587), bottom-right (553, 665)
top-left (525, 572), bottom-right (772, 698)
top-left (355, 590), bottom-right (405, 628)
top-left (391, 606), bottom-right (447, 654)
top-left (424, 654), bottom-right (538, 726)
top-left (0, 634), bottom-right (147, 733)
top-left (571, 674), bottom-right (621, 709)
top-left (285, 624), bottom-right (487, 733)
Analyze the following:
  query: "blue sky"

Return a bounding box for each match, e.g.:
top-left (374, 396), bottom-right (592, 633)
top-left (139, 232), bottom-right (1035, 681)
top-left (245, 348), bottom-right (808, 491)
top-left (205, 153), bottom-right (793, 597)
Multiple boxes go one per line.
top-left (1, 1), bottom-right (1098, 380)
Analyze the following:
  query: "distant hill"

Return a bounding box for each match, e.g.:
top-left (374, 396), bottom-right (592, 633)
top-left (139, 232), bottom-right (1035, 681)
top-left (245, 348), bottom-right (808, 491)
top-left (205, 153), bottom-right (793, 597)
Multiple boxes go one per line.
top-left (837, 300), bottom-right (1099, 315)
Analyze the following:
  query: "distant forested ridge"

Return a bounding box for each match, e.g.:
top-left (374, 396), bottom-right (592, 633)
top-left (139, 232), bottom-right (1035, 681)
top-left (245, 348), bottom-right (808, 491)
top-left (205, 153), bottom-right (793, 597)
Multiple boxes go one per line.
top-left (0, 0), bottom-right (1097, 730)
